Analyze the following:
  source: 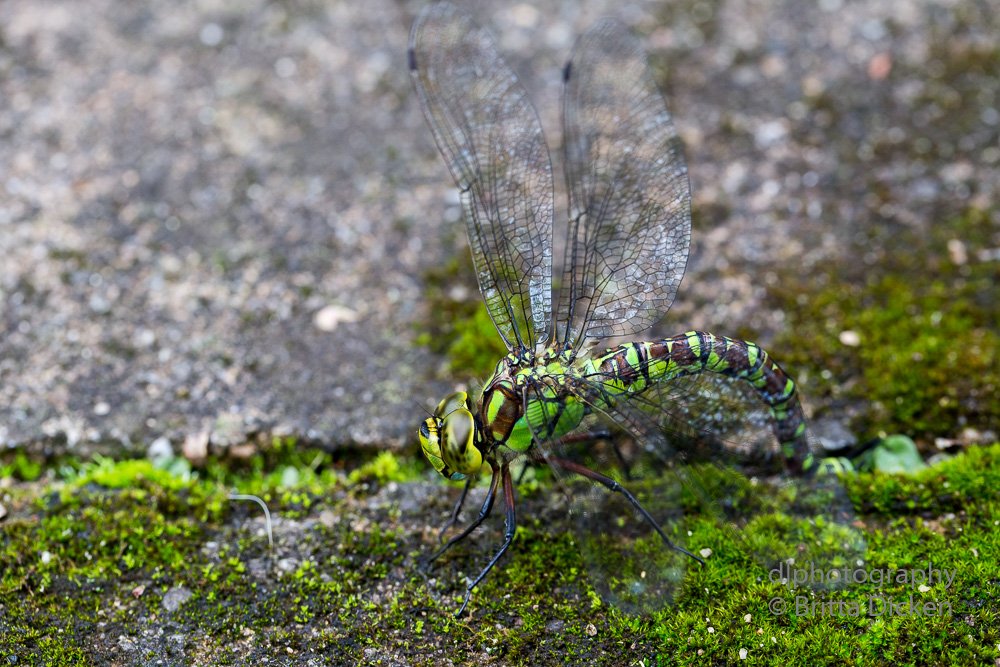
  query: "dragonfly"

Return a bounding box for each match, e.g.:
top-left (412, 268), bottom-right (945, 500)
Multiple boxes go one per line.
top-left (409, 2), bottom-right (862, 616)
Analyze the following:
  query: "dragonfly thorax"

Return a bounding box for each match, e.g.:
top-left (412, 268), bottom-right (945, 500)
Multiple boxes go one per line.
top-left (478, 346), bottom-right (583, 453)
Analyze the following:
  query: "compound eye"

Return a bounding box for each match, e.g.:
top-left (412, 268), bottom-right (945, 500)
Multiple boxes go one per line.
top-left (443, 409), bottom-right (473, 452)
top-left (435, 391), bottom-right (469, 418)
top-left (440, 408), bottom-right (482, 476)
top-left (418, 417), bottom-right (448, 477)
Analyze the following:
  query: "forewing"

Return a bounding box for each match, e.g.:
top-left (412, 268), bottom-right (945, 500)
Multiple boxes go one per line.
top-left (558, 20), bottom-right (691, 346)
top-left (409, 3), bottom-right (553, 350)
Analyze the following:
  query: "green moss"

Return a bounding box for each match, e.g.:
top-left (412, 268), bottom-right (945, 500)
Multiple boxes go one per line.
top-left (846, 438), bottom-right (1000, 517)
top-left (67, 454), bottom-right (194, 491)
top-left (0, 450), bottom-right (44, 481)
top-left (417, 253), bottom-right (509, 380)
top-left (4, 443), bottom-right (999, 664)
top-left (347, 450), bottom-right (424, 485)
top-left (763, 207), bottom-right (998, 443)
top-left (443, 302), bottom-right (509, 379)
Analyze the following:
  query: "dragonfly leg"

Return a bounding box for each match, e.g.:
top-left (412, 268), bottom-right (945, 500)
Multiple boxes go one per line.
top-left (437, 477), bottom-right (473, 543)
top-left (423, 463), bottom-right (500, 568)
top-left (558, 428), bottom-right (612, 445)
top-left (456, 461), bottom-right (516, 616)
top-left (546, 456), bottom-right (704, 566)
top-left (555, 429), bottom-right (633, 480)
top-left (515, 430), bottom-right (612, 484)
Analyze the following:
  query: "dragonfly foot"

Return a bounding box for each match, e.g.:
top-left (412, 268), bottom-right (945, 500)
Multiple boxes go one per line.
top-left (455, 589), bottom-right (474, 617)
top-left (675, 544), bottom-right (705, 566)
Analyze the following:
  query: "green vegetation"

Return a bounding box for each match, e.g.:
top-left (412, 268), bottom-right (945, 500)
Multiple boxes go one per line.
top-left (416, 253), bottom-right (511, 381)
top-left (0, 451), bottom-right (44, 481)
top-left (760, 207), bottom-right (998, 444)
top-left (2, 442), bottom-right (999, 665)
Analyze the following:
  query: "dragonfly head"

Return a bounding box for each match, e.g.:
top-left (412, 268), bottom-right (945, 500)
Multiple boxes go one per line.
top-left (418, 391), bottom-right (484, 480)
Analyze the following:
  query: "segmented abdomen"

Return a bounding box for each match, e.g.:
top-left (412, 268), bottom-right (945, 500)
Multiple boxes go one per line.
top-left (589, 331), bottom-right (812, 474)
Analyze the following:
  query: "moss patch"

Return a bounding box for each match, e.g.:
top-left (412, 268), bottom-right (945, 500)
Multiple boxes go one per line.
top-left (416, 253), bottom-right (509, 381)
top-left (759, 207), bottom-right (998, 444)
top-left (2, 443), bottom-right (999, 665)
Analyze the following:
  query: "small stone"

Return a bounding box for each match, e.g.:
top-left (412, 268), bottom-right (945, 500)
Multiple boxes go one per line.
top-left (211, 413), bottom-right (246, 449)
top-left (810, 418), bottom-right (857, 453)
top-left (839, 330), bottom-right (861, 347)
top-left (162, 586), bottom-right (192, 612)
top-left (277, 558), bottom-right (299, 574)
top-left (313, 304), bottom-right (359, 332)
top-left (744, 613), bottom-right (752, 623)
top-left (585, 623), bottom-right (597, 637)
top-left (740, 648), bottom-right (748, 660)
top-left (131, 585), bottom-right (145, 598)
top-left (0, 503), bottom-right (7, 521)
top-left (708, 626), bottom-right (715, 634)
top-left (199, 23), bottom-right (224, 46)
top-left (947, 239), bottom-right (967, 265)
top-left (228, 443), bottom-right (257, 459)
top-left (134, 328), bottom-right (157, 347)
top-left (274, 57), bottom-right (297, 78)
top-left (147, 436), bottom-right (173, 463)
top-left (699, 548), bottom-right (712, 559)
top-left (867, 52), bottom-right (892, 80)
top-left (183, 430), bottom-right (210, 463)
top-left (754, 119), bottom-right (787, 148)
top-left (961, 427), bottom-right (985, 444)
top-left (93, 401), bottom-right (111, 416)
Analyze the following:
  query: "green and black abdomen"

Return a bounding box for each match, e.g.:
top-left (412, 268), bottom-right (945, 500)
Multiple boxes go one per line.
top-left (589, 331), bottom-right (812, 474)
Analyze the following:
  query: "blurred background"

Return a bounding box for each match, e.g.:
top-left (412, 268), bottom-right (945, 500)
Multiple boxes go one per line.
top-left (1, 0), bottom-right (996, 461)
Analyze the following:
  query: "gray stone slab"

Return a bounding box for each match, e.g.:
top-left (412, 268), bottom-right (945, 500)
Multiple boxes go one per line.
top-left (1, 0), bottom-right (995, 455)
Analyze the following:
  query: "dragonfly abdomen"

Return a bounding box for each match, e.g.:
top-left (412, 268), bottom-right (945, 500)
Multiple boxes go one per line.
top-left (591, 331), bottom-right (812, 473)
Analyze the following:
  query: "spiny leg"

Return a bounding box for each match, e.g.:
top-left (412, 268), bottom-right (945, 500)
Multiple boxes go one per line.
top-left (546, 455), bottom-right (704, 565)
top-left (437, 476), bottom-right (473, 543)
top-left (456, 460), bottom-right (516, 616)
top-left (515, 428), bottom-right (613, 483)
top-left (559, 428), bottom-right (612, 445)
top-left (559, 428), bottom-right (633, 480)
top-left (424, 463), bottom-right (500, 567)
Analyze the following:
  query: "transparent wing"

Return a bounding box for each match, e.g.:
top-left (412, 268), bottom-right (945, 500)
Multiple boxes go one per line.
top-left (628, 375), bottom-right (866, 584)
top-left (528, 374), bottom-right (865, 613)
top-left (620, 374), bottom-right (786, 470)
top-left (558, 20), bottom-right (691, 346)
top-left (409, 3), bottom-right (553, 351)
